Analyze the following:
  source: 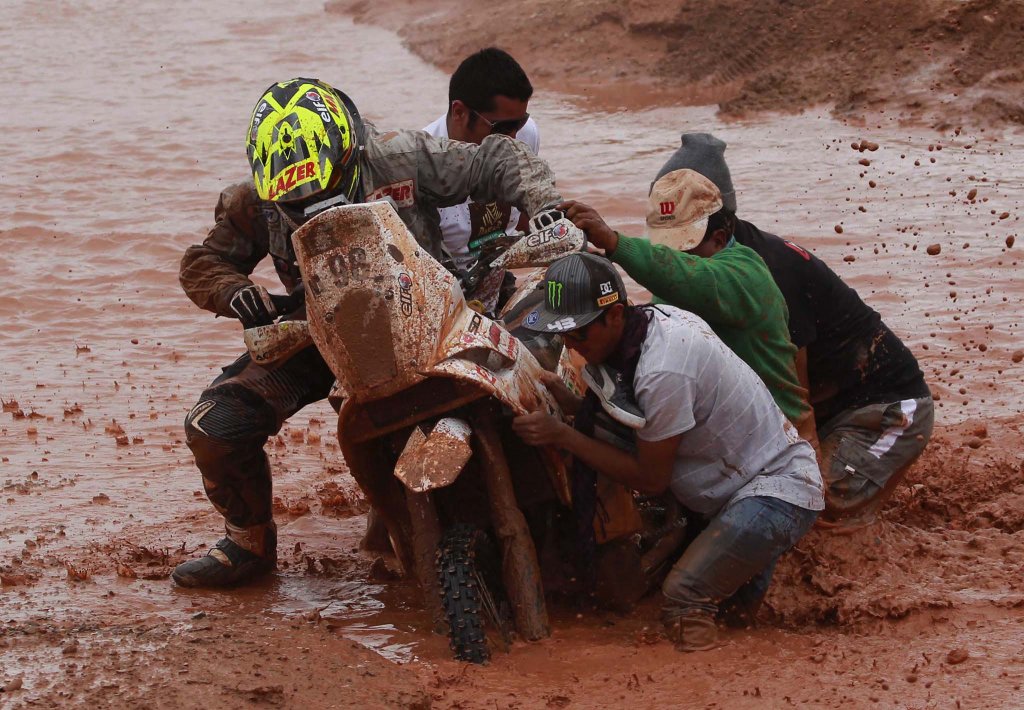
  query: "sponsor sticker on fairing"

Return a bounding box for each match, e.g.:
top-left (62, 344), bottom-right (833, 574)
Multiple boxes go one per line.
top-left (398, 272), bottom-right (413, 316)
top-left (526, 221), bottom-right (570, 248)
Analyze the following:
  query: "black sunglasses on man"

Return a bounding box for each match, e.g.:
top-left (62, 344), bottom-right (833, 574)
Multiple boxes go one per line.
top-left (471, 109), bottom-right (530, 136)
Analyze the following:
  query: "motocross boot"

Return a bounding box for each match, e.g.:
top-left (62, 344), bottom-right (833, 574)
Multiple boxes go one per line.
top-left (172, 524), bottom-right (276, 588)
top-left (581, 364), bottom-right (646, 429)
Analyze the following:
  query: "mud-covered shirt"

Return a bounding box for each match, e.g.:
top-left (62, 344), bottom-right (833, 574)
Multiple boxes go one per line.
top-left (610, 234), bottom-right (813, 430)
top-left (180, 122), bottom-right (561, 318)
top-left (731, 219), bottom-right (929, 426)
top-left (423, 114), bottom-right (540, 270)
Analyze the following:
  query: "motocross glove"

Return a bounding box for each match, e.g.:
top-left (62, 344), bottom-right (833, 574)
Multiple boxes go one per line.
top-left (229, 285), bottom-right (278, 328)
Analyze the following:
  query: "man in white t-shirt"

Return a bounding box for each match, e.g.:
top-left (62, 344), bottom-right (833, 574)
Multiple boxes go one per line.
top-left (513, 252), bottom-right (823, 652)
top-left (422, 47), bottom-right (540, 272)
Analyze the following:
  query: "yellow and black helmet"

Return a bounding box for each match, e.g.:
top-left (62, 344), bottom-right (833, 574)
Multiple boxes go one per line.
top-left (246, 78), bottom-right (364, 204)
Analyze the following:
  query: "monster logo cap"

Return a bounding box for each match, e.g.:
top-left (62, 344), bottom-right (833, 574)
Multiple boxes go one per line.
top-left (523, 253), bottom-right (627, 333)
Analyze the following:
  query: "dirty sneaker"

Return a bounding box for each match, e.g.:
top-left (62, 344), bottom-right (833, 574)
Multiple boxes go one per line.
top-left (171, 537), bottom-right (275, 588)
top-left (581, 364), bottom-right (646, 429)
top-left (664, 613), bottom-right (724, 653)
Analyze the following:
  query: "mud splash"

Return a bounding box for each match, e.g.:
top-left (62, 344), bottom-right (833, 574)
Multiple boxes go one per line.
top-left (2, 0), bottom-right (1024, 707)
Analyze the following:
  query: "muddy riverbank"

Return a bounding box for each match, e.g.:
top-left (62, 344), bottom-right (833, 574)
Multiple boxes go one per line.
top-left (329, 0), bottom-right (1024, 129)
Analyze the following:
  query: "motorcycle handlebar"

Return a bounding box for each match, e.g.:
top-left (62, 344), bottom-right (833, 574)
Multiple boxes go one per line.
top-left (270, 283), bottom-right (306, 319)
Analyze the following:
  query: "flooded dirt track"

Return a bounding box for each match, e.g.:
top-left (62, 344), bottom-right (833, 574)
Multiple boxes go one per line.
top-left (2, 0), bottom-right (1024, 707)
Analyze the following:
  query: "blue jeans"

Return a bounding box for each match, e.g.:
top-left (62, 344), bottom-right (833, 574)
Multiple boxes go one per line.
top-left (662, 495), bottom-right (819, 626)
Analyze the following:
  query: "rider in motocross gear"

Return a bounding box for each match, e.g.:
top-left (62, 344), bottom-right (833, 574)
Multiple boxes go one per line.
top-left (173, 77), bottom-right (562, 588)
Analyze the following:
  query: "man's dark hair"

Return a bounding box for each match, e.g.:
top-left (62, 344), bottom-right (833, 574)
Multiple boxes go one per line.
top-left (448, 47), bottom-right (533, 115)
top-left (704, 207), bottom-right (737, 241)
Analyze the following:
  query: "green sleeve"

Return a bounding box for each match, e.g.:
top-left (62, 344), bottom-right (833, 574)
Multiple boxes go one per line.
top-left (610, 234), bottom-right (768, 329)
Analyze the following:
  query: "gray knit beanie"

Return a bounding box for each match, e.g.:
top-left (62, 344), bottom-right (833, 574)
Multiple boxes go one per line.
top-left (654, 133), bottom-right (737, 212)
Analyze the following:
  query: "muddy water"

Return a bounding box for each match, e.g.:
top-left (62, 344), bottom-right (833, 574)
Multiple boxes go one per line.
top-left (2, 0), bottom-right (1023, 687)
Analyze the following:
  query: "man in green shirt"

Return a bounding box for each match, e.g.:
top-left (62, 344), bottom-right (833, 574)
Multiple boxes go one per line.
top-left (560, 169), bottom-right (816, 444)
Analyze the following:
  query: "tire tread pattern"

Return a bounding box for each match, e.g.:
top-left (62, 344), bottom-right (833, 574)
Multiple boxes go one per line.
top-left (436, 524), bottom-right (491, 664)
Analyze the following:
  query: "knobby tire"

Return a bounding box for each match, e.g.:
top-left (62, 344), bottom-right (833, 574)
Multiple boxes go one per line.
top-left (436, 524), bottom-right (502, 664)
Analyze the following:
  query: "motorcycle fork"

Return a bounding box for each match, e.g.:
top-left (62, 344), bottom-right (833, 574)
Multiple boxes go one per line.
top-left (405, 489), bottom-right (444, 629)
top-left (472, 401), bottom-right (550, 641)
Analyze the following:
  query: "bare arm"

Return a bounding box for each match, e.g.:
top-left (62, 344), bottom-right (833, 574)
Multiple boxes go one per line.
top-left (512, 411), bottom-right (681, 495)
top-left (537, 370), bottom-right (583, 416)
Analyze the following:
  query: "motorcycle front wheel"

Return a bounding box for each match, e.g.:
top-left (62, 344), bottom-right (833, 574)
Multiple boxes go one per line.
top-left (436, 523), bottom-right (511, 663)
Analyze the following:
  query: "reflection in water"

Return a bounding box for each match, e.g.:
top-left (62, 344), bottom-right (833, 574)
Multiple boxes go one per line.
top-left (339, 624), bottom-right (419, 664)
top-left (271, 577), bottom-right (387, 619)
top-left (270, 571), bottom-right (426, 663)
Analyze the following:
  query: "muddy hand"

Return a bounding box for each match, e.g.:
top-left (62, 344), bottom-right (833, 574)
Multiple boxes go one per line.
top-left (538, 370), bottom-right (583, 415)
top-left (229, 284), bottom-right (278, 328)
top-left (512, 410), bottom-right (568, 447)
top-left (559, 200), bottom-right (619, 254)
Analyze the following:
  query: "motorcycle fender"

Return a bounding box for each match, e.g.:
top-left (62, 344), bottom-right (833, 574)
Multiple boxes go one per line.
top-left (425, 360), bottom-right (573, 506)
top-left (394, 417), bottom-right (473, 492)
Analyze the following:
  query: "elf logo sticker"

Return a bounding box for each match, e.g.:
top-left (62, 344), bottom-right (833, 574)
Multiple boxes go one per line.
top-left (526, 221), bottom-right (571, 248)
top-left (398, 272), bottom-right (413, 316)
top-left (660, 201), bottom-right (676, 216)
top-left (526, 309), bottom-right (539, 326)
top-left (304, 91), bottom-right (334, 124)
top-left (547, 280), bottom-right (563, 308)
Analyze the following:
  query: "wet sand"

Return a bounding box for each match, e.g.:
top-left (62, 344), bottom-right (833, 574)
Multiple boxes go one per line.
top-left (2, 0), bottom-right (1024, 707)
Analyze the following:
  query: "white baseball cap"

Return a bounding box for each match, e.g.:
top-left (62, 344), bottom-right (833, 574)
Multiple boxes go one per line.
top-left (645, 169), bottom-right (723, 251)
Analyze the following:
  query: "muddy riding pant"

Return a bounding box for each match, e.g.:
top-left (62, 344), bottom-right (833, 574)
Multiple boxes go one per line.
top-left (818, 395), bottom-right (934, 519)
top-left (661, 495), bottom-right (818, 650)
top-left (184, 345), bottom-right (335, 557)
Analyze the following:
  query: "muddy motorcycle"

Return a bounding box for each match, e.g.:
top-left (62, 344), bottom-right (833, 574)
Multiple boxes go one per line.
top-left (247, 202), bottom-right (688, 662)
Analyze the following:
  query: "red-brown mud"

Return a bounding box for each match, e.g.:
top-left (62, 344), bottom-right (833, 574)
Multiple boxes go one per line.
top-left (331, 0), bottom-right (1024, 129)
top-left (2, 0), bottom-right (1024, 707)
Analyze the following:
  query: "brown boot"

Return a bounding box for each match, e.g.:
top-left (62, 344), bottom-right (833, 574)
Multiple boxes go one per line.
top-left (664, 614), bottom-right (722, 652)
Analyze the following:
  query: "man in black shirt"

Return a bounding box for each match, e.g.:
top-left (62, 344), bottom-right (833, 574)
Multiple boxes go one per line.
top-left (655, 133), bottom-right (933, 527)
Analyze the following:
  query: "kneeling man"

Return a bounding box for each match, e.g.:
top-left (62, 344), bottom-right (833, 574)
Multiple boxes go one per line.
top-left (513, 252), bottom-right (823, 651)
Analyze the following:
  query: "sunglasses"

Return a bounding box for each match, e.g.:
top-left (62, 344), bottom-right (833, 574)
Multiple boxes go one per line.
top-left (471, 109), bottom-right (530, 136)
top-left (562, 310), bottom-right (609, 344)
